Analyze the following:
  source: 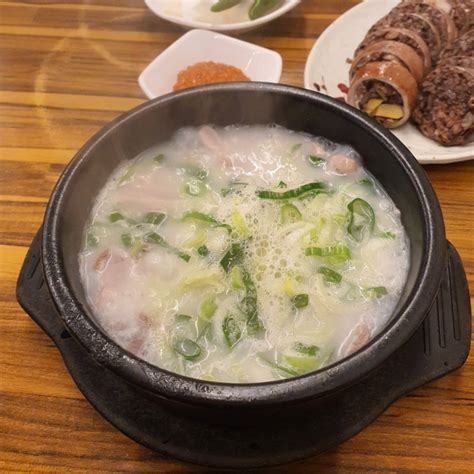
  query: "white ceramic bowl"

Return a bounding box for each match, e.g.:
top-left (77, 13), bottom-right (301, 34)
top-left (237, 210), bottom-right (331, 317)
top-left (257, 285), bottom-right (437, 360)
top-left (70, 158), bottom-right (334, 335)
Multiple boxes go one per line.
top-left (138, 29), bottom-right (283, 99)
top-left (145, 0), bottom-right (301, 33)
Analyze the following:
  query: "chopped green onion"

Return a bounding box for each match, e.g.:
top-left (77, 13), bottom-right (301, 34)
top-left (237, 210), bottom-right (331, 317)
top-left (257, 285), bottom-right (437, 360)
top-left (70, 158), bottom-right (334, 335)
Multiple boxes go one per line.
top-left (183, 227), bottom-right (207, 249)
top-left (181, 211), bottom-right (218, 224)
top-left (184, 179), bottom-right (207, 197)
top-left (358, 178), bottom-right (374, 189)
top-left (197, 245), bottom-right (210, 257)
top-left (307, 155), bottom-right (325, 167)
top-left (241, 295), bottom-right (264, 336)
top-left (365, 286), bottom-right (388, 298)
top-left (381, 231), bottom-right (396, 239)
top-left (174, 338), bottom-right (201, 360)
top-left (143, 211), bottom-right (166, 225)
top-left (118, 165), bottom-right (136, 185)
top-left (258, 353), bottom-right (300, 377)
top-left (231, 211), bottom-right (250, 237)
top-left (144, 232), bottom-right (191, 262)
top-left (121, 233), bottom-right (133, 248)
top-left (347, 198), bottom-right (375, 242)
top-left (294, 342), bottom-right (319, 356)
top-left (230, 266), bottom-right (245, 290)
top-left (178, 269), bottom-right (224, 291)
top-left (257, 182), bottom-right (330, 200)
top-left (305, 243), bottom-right (350, 263)
top-left (220, 243), bottom-right (244, 273)
top-left (281, 355), bottom-right (319, 375)
top-left (199, 294), bottom-right (217, 321)
top-left (290, 143), bottom-right (302, 153)
top-left (176, 314), bottom-right (192, 322)
top-left (240, 269), bottom-right (264, 335)
top-left (280, 203), bottom-right (302, 224)
top-left (120, 233), bottom-right (142, 256)
top-left (109, 212), bottom-right (124, 223)
top-left (223, 315), bottom-right (242, 348)
top-left (86, 232), bottom-right (99, 248)
top-left (220, 181), bottom-right (248, 197)
top-left (181, 211), bottom-right (231, 233)
top-left (291, 293), bottom-right (309, 309)
top-left (210, 0), bottom-right (241, 13)
top-left (187, 166), bottom-right (208, 180)
top-left (241, 268), bottom-right (257, 298)
top-left (153, 153), bottom-right (165, 163)
top-left (318, 266), bottom-right (342, 284)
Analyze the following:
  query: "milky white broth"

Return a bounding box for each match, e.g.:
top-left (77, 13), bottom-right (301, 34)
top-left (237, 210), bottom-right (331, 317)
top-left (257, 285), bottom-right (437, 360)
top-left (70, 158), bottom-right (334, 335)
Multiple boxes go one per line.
top-left (80, 125), bottom-right (410, 383)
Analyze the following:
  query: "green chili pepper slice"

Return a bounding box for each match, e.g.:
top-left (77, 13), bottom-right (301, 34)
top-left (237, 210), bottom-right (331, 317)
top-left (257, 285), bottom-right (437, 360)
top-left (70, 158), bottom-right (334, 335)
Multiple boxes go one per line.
top-left (211, 0), bottom-right (242, 13)
top-left (249, 0), bottom-right (282, 20)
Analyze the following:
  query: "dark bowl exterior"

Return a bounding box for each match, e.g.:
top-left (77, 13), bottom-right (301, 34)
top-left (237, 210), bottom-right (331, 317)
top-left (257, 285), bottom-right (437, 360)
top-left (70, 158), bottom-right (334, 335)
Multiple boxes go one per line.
top-left (41, 83), bottom-right (445, 413)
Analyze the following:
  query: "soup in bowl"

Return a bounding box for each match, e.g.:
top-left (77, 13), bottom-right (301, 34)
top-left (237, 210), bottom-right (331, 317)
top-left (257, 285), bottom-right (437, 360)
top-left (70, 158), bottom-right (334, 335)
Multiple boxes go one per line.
top-left (80, 125), bottom-right (410, 383)
top-left (41, 84), bottom-right (444, 408)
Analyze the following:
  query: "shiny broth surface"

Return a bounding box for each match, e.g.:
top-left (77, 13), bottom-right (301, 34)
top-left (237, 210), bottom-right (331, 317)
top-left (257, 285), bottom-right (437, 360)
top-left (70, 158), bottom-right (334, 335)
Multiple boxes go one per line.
top-left (80, 125), bottom-right (409, 383)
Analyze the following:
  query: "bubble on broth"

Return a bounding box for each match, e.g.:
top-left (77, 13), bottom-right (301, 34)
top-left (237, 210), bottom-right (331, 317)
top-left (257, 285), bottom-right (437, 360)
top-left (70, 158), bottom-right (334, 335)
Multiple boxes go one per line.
top-left (79, 125), bottom-right (410, 383)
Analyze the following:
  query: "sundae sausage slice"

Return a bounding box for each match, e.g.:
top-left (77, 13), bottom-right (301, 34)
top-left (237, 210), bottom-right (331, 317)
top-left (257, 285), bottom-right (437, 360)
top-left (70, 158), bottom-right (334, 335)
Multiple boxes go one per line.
top-left (350, 40), bottom-right (425, 82)
top-left (348, 61), bottom-right (418, 128)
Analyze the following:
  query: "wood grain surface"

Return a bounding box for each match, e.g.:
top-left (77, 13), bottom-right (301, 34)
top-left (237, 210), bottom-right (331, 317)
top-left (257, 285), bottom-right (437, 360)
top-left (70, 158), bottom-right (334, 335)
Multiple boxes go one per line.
top-left (0, 1), bottom-right (473, 472)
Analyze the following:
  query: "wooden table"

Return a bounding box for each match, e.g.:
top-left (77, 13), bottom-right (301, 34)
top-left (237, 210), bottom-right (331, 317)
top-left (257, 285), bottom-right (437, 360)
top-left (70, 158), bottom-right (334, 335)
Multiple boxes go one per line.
top-left (1, 1), bottom-right (473, 471)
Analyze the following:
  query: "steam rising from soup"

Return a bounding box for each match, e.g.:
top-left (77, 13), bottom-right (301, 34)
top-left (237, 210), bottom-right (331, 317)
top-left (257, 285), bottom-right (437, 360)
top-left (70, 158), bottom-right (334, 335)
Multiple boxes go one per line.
top-left (80, 125), bottom-right (409, 383)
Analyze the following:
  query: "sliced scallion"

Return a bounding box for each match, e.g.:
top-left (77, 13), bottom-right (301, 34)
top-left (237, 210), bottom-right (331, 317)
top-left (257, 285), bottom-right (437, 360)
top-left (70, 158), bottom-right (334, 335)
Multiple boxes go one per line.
top-left (305, 243), bottom-right (350, 263)
top-left (256, 182), bottom-right (330, 200)
top-left (307, 155), bottom-right (325, 167)
top-left (280, 203), bottom-right (302, 224)
top-left (197, 245), bottom-right (210, 257)
top-left (291, 293), bottom-right (309, 309)
top-left (109, 212), bottom-right (124, 223)
top-left (294, 342), bottom-right (319, 356)
top-left (365, 286), bottom-right (388, 298)
top-left (223, 315), bottom-right (242, 348)
top-left (174, 338), bottom-right (201, 360)
top-left (318, 266), bottom-right (342, 284)
top-left (220, 243), bottom-right (244, 273)
top-left (143, 211), bottom-right (166, 225)
top-left (144, 232), bottom-right (190, 262)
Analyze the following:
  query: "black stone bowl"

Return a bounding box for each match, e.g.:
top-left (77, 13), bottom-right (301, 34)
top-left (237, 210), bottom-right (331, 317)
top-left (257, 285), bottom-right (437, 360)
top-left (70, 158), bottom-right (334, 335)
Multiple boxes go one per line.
top-left (40, 83), bottom-right (445, 422)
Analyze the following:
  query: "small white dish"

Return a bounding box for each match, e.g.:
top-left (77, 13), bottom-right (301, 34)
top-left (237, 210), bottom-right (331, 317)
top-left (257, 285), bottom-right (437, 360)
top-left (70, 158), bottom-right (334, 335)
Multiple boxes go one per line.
top-left (304, 0), bottom-right (474, 165)
top-left (138, 29), bottom-right (282, 99)
top-left (145, 0), bottom-right (301, 33)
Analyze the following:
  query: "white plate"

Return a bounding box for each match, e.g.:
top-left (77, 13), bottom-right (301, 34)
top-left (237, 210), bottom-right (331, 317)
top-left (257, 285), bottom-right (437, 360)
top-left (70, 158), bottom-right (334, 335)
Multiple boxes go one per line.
top-left (145, 0), bottom-right (301, 33)
top-left (138, 29), bottom-right (282, 99)
top-left (304, 0), bottom-right (474, 164)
